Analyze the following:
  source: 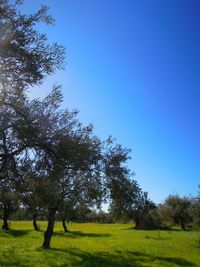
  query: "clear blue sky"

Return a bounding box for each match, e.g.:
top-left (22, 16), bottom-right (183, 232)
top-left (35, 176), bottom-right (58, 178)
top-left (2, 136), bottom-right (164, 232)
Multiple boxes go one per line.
top-left (24, 0), bottom-right (200, 203)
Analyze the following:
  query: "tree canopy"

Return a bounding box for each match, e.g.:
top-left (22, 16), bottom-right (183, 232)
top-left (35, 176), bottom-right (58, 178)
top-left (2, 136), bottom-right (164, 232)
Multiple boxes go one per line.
top-left (0, 0), bottom-right (160, 249)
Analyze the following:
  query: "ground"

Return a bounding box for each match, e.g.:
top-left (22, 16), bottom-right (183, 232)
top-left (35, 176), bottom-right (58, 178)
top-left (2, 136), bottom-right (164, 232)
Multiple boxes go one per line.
top-left (0, 221), bottom-right (199, 267)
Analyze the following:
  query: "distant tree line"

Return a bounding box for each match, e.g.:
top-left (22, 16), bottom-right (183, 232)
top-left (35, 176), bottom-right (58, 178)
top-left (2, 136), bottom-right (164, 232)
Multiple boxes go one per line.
top-left (110, 190), bottom-right (200, 230)
top-left (0, 1), bottom-right (200, 250)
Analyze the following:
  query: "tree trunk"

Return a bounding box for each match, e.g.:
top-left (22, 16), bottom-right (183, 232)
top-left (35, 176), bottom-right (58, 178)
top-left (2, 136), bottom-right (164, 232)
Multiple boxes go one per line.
top-left (180, 218), bottom-right (186, 231)
top-left (62, 218), bottom-right (68, 232)
top-left (134, 217), bottom-right (141, 229)
top-left (42, 208), bottom-right (56, 249)
top-left (2, 206), bottom-right (9, 230)
top-left (33, 215), bottom-right (40, 231)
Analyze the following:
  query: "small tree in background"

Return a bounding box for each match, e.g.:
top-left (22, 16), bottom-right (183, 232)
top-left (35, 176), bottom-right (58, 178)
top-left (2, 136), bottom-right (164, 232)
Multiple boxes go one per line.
top-left (58, 199), bottom-right (76, 232)
top-left (104, 142), bottom-right (160, 229)
top-left (21, 176), bottom-right (46, 231)
top-left (161, 195), bottom-right (192, 230)
top-left (132, 191), bottom-right (157, 230)
top-left (0, 186), bottom-right (19, 230)
top-left (190, 200), bottom-right (200, 228)
top-left (58, 171), bottom-right (103, 232)
top-left (189, 186), bottom-right (200, 228)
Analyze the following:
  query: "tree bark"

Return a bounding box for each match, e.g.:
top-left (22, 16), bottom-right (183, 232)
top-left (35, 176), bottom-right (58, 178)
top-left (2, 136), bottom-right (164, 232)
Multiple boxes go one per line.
top-left (42, 208), bottom-right (56, 249)
top-left (33, 215), bottom-right (40, 231)
top-left (2, 206), bottom-right (9, 230)
top-left (180, 218), bottom-right (186, 231)
top-left (62, 218), bottom-right (68, 232)
top-left (134, 217), bottom-right (141, 229)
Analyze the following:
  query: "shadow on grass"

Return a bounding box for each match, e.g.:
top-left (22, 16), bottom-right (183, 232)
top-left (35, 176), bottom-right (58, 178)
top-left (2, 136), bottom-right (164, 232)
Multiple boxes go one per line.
top-left (121, 226), bottom-right (135, 231)
top-left (0, 247), bottom-right (197, 267)
top-left (54, 230), bottom-right (111, 238)
top-left (0, 229), bottom-right (30, 237)
top-left (122, 227), bottom-right (172, 232)
top-left (144, 235), bottom-right (167, 241)
top-left (49, 248), bottom-right (197, 267)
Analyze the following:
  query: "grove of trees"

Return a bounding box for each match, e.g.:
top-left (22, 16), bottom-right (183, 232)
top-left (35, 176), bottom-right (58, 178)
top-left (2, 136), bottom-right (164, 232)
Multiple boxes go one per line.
top-left (0, 0), bottom-right (200, 250)
top-left (0, 0), bottom-right (153, 249)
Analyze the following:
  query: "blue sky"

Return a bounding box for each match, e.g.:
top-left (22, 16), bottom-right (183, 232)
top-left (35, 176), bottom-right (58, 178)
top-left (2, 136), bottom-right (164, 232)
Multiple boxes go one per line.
top-left (24, 0), bottom-right (200, 203)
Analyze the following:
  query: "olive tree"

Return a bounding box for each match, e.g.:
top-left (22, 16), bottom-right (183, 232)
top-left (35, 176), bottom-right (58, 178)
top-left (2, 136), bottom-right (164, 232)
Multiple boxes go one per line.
top-left (16, 87), bottom-right (104, 249)
top-left (105, 143), bottom-right (157, 229)
top-left (0, 0), bottom-right (64, 90)
top-left (161, 195), bottom-right (192, 230)
top-left (0, 0), bottom-right (65, 232)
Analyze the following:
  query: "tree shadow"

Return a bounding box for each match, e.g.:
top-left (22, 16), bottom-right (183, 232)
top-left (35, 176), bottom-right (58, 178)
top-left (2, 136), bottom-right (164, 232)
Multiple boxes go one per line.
top-left (54, 230), bottom-right (111, 238)
top-left (0, 247), bottom-right (197, 267)
top-left (121, 226), bottom-right (135, 231)
top-left (144, 235), bottom-right (167, 241)
top-left (0, 229), bottom-right (30, 237)
top-left (121, 227), bottom-right (197, 234)
top-left (128, 251), bottom-right (197, 267)
top-left (48, 248), bottom-right (197, 267)
top-left (168, 228), bottom-right (184, 232)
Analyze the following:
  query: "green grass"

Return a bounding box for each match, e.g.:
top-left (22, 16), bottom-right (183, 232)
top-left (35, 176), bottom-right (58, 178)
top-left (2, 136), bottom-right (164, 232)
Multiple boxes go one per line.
top-left (0, 221), bottom-right (200, 266)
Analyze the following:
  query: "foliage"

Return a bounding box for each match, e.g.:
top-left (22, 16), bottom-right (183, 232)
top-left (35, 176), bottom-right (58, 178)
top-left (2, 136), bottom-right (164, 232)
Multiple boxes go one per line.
top-left (189, 186), bottom-right (200, 228)
top-left (2, 0), bottom-right (200, 256)
top-left (159, 195), bottom-right (192, 231)
top-left (0, 0), bottom-right (106, 248)
top-left (0, 0), bottom-right (65, 237)
top-left (0, 0), bottom-right (65, 89)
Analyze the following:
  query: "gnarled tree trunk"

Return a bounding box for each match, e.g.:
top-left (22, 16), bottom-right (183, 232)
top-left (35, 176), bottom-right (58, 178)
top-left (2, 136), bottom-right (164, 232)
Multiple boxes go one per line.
top-left (2, 206), bottom-right (9, 230)
top-left (42, 208), bottom-right (56, 249)
top-left (33, 215), bottom-right (40, 231)
top-left (62, 218), bottom-right (68, 232)
top-left (180, 218), bottom-right (186, 231)
top-left (135, 220), bottom-right (140, 229)
top-left (134, 216), bottom-right (142, 229)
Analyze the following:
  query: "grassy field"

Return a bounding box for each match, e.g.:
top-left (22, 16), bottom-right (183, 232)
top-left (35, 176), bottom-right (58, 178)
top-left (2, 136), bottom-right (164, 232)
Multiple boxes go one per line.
top-left (0, 221), bottom-right (200, 267)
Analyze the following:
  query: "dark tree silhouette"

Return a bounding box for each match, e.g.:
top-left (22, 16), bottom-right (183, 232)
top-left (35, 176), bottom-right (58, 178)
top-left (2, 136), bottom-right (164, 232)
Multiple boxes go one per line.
top-left (0, 0), bottom-right (65, 233)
